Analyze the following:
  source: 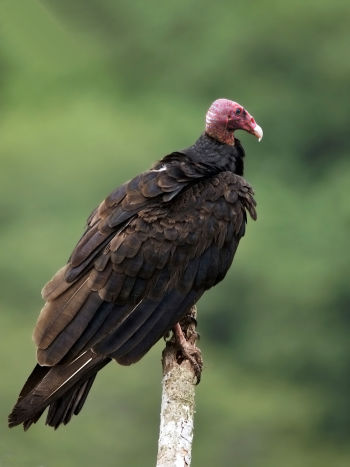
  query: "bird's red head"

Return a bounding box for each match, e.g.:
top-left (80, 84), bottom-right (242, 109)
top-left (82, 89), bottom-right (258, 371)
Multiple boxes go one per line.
top-left (205, 98), bottom-right (263, 145)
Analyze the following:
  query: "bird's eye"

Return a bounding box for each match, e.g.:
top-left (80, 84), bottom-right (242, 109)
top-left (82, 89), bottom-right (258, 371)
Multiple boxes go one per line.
top-left (235, 108), bottom-right (241, 115)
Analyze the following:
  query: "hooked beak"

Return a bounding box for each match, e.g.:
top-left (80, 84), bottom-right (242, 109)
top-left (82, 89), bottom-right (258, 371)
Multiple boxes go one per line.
top-left (252, 123), bottom-right (263, 142)
top-left (238, 111), bottom-right (263, 142)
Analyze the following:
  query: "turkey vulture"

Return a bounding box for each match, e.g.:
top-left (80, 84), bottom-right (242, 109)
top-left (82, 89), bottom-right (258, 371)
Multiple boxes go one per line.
top-left (9, 98), bottom-right (262, 430)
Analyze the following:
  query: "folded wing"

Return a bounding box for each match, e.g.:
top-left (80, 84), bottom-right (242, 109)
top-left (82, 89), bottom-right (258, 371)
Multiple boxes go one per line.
top-left (34, 171), bottom-right (256, 367)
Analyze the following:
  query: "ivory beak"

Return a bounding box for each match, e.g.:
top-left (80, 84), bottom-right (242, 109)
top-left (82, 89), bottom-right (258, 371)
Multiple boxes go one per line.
top-left (253, 124), bottom-right (263, 142)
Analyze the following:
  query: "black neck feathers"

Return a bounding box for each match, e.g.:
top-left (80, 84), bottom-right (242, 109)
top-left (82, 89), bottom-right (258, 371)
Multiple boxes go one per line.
top-left (160, 133), bottom-right (245, 177)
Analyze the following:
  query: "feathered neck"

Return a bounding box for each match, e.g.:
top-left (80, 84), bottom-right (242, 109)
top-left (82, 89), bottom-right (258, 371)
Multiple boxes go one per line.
top-left (156, 133), bottom-right (245, 181)
top-left (183, 133), bottom-right (245, 176)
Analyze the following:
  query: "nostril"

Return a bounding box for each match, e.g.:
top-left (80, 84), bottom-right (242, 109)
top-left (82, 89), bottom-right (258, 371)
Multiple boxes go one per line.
top-left (251, 117), bottom-right (255, 124)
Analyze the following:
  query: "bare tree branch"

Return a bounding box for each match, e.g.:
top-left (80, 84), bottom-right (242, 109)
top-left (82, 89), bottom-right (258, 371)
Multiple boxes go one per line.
top-left (156, 306), bottom-right (201, 467)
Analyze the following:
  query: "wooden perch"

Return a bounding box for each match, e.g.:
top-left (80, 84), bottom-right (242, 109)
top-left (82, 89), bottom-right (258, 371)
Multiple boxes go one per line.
top-left (156, 306), bottom-right (202, 467)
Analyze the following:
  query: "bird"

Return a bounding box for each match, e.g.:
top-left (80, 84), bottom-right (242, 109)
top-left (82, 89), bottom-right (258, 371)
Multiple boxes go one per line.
top-left (8, 98), bottom-right (262, 430)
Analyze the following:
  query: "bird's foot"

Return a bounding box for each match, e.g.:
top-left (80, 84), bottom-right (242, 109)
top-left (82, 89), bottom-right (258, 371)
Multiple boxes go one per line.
top-left (173, 322), bottom-right (203, 383)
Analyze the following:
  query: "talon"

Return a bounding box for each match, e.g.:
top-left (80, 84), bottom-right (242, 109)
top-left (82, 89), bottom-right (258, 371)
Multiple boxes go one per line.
top-left (173, 322), bottom-right (203, 383)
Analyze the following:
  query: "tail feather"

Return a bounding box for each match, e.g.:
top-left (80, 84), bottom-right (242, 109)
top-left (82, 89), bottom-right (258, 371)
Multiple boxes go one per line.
top-left (46, 375), bottom-right (96, 429)
top-left (18, 364), bottom-right (50, 399)
top-left (8, 351), bottom-right (110, 429)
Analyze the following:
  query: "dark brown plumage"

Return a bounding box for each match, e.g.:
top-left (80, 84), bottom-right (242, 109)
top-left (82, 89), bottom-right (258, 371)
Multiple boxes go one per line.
top-left (9, 98), bottom-right (261, 430)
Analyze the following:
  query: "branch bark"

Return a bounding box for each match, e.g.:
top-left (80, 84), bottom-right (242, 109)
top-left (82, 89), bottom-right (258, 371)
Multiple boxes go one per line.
top-left (156, 306), bottom-right (201, 467)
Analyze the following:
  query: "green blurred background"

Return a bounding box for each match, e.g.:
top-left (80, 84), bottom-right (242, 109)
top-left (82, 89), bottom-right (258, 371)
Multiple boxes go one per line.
top-left (1, 1), bottom-right (349, 466)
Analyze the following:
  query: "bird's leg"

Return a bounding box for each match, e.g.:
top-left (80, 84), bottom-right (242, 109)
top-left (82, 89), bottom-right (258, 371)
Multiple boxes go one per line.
top-left (172, 315), bottom-right (203, 383)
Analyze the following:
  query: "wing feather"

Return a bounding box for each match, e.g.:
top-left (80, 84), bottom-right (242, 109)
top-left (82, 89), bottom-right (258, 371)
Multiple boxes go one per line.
top-left (37, 293), bottom-right (103, 365)
top-left (34, 171), bottom-right (256, 369)
top-left (34, 276), bottom-right (90, 348)
top-left (61, 302), bottom-right (116, 363)
top-left (115, 289), bottom-right (203, 365)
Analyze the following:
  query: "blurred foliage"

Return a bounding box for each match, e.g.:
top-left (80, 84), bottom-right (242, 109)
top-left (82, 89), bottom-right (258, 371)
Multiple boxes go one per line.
top-left (0, 0), bottom-right (349, 466)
